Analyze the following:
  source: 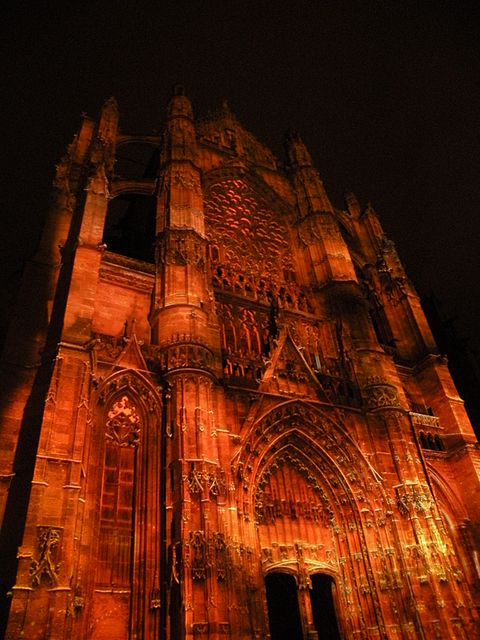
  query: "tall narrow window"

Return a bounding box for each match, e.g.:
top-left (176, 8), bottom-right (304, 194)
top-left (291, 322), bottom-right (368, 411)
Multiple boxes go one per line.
top-left (95, 396), bottom-right (140, 588)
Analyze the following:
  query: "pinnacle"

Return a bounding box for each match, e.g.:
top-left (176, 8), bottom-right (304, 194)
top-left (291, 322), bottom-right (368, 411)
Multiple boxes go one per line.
top-left (102, 96), bottom-right (119, 111)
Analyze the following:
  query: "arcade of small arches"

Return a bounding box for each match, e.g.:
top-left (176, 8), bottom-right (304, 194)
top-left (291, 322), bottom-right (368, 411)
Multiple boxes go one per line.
top-left (419, 430), bottom-right (445, 452)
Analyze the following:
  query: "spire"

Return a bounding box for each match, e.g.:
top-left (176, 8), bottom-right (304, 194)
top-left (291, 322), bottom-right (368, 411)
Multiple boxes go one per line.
top-left (219, 99), bottom-right (236, 122)
top-left (345, 191), bottom-right (361, 218)
top-left (88, 97), bottom-right (119, 173)
top-left (156, 85), bottom-right (202, 234)
top-left (285, 129), bottom-right (314, 168)
top-left (168, 84), bottom-right (194, 120)
top-left (97, 96), bottom-right (119, 144)
top-left (285, 130), bottom-right (334, 217)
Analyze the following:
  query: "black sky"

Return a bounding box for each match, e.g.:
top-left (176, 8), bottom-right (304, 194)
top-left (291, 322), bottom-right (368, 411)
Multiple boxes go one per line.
top-left (2, 1), bottom-right (480, 350)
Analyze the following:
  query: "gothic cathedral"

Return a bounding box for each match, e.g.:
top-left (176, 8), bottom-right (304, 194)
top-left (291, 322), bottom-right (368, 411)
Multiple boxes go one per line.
top-left (0, 88), bottom-right (479, 639)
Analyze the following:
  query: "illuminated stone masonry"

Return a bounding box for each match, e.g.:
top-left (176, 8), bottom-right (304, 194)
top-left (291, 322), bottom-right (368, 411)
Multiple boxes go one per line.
top-left (0, 87), bottom-right (479, 639)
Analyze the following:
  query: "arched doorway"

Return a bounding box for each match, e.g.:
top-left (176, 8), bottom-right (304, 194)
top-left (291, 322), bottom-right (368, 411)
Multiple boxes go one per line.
top-left (265, 572), bottom-right (303, 640)
top-left (243, 401), bottom-right (387, 638)
top-left (310, 574), bottom-right (342, 639)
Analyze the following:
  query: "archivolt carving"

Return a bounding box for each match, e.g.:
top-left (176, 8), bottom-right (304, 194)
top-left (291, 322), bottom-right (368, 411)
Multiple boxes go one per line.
top-left (235, 402), bottom-right (385, 531)
top-left (426, 464), bottom-right (469, 524)
top-left (255, 450), bottom-right (334, 526)
top-left (252, 402), bottom-right (380, 476)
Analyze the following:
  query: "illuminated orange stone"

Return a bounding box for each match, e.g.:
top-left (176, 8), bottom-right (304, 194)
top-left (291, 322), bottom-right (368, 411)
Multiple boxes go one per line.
top-left (0, 88), bottom-right (479, 639)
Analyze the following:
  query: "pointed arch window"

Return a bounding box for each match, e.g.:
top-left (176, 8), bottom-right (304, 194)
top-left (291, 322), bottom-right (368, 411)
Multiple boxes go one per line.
top-left (95, 395), bottom-right (140, 587)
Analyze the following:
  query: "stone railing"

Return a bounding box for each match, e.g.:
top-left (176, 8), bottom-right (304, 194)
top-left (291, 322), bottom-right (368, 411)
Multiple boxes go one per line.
top-left (409, 412), bottom-right (441, 429)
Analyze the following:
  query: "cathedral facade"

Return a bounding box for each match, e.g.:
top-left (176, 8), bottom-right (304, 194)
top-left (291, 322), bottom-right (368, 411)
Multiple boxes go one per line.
top-left (0, 88), bottom-right (479, 639)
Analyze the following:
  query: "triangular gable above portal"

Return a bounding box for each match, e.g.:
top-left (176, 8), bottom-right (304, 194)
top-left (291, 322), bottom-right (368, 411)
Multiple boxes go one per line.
top-left (258, 330), bottom-right (330, 402)
top-left (112, 333), bottom-right (149, 372)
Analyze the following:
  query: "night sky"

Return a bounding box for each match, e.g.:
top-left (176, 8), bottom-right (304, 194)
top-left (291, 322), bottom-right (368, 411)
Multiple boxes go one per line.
top-left (2, 1), bottom-right (480, 351)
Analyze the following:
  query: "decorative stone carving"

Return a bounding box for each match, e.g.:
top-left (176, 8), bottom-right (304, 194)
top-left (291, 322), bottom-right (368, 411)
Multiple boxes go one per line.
top-left (218, 622), bottom-right (230, 634)
top-left (30, 527), bottom-right (62, 587)
top-left (205, 177), bottom-right (294, 280)
top-left (72, 585), bottom-right (84, 614)
top-left (297, 556), bottom-right (312, 590)
top-left (297, 215), bottom-right (323, 246)
top-left (172, 168), bottom-right (201, 193)
top-left (395, 484), bottom-right (433, 517)
top-left (362, 380), bottom-right (402, 411)
top-left (186, 463), bottom-right (226, 500)
top-left (99, 373), bottom-right (160, 413)
top-left (150, 587), bottom-right (161, 609)
top-left (193, 622), bottom-right (209, 635)
top-left (190, 530), bottom-right (207, 581)
top-left (99, 262), bottom-right (154, 292)
top-left (90, 334), bottom-right (125, 362)
top-left (158, 228), bottom-right (206, 267)
top-left (67, 585), bottom-right (85, 617)
top-left (214, 533), bottom-right (229, 582)
top-left (86, 163), bottom-right (110, 197)
top-left (106, 395), bottom-right (141, 447)
top-left (410, 412), bottom-right (441, 428)
top-left (146, 342), bottom-right (216, 374)
top-left (255, 450), bottom-right (334, 526)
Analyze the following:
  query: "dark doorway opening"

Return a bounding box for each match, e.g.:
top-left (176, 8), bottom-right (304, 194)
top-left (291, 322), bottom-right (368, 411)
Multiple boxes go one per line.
top-left (310, 574), bottom-right (341, 639)
top-left (265, 572), bottom-right (303, 640)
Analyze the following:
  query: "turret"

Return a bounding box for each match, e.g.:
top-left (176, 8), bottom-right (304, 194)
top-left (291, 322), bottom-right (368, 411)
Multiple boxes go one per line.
top-left (151, 90), bottom-right (225, 638)
top-left (151, 87), bottom-right (220, 362)
top-left (156, 86), bottom-right (204, 237)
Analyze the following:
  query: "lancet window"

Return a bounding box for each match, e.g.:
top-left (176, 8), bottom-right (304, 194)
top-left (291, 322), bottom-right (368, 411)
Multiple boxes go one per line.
top-left (95, 395), bottom-right (140, 587)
